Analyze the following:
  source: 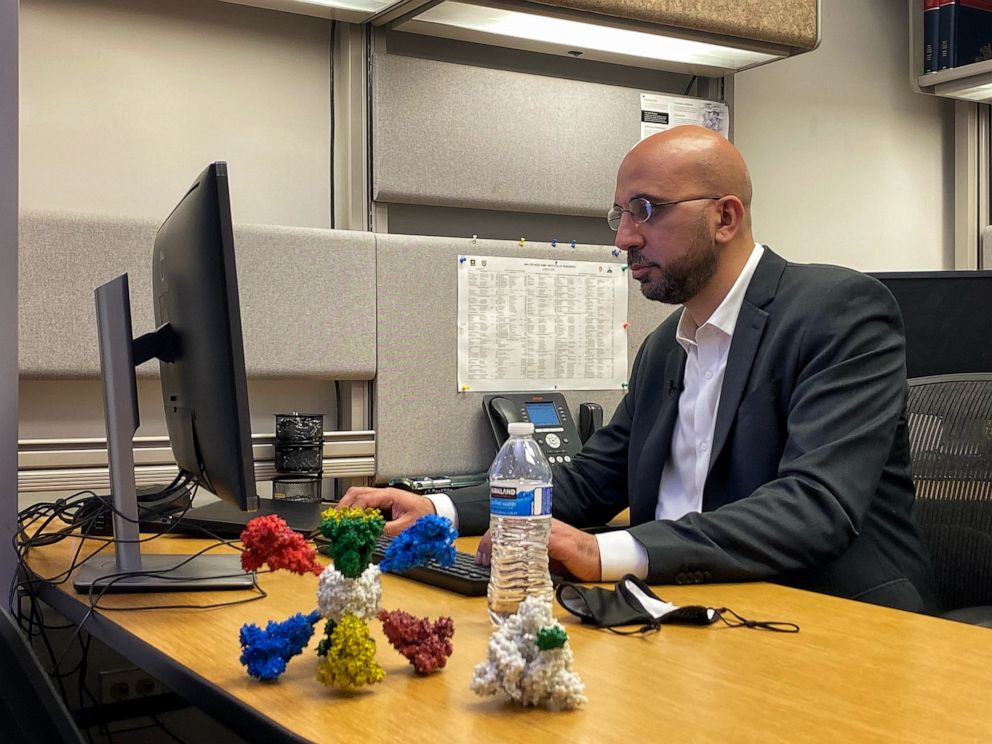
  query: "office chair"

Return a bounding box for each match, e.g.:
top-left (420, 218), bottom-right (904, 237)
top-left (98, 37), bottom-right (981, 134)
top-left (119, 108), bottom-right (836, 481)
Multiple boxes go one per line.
top-left (906, 374), bottom-right (992, 627)
top-left (0, 607), bottom-right (84, 743)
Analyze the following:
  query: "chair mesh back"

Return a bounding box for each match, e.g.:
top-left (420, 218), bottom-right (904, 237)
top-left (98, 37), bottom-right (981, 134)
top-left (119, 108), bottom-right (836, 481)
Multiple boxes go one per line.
top-left (907, 374), bottom-right (992, 611)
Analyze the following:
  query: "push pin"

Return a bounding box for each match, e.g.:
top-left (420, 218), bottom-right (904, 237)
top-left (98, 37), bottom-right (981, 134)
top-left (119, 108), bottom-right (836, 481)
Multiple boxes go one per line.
top-left (551, 238), bottom-right (558, 248)
top-left (622, 321), bottom-right (630, 330)
top-left (621, 265), bottom-right (629, 272)
top-left (611, 248), bottom-right (621, 257)
top-left (458, 256), bottom-right (467, 264)
top-left (461, 384), bottom-right (471, 392)
top-left (518, 237), bottom-right (526, 247)
top-left (570, 240), bottom-right (577, 249)
top-left (472, 235), bottom-right (478, 245)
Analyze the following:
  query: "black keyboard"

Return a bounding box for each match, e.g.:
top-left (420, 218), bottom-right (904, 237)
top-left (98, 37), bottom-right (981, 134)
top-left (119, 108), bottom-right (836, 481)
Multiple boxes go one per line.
top-left (312, 534), bottom-right (489, 596)
top-left (314, 534), bottom-right (489, 596)
top-left (372, 534), bottom-right (490, 596)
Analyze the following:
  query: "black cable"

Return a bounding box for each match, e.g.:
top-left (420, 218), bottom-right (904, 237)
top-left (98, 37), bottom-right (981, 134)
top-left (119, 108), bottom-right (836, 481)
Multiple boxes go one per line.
top-left (14, 479), bottom-right (266, 680)
top-left (683, 75), bottom-right (697, 96)
top-left (77, 631), bottom-right (98, 714)
top-left (53, 541), bottom-right (264, 669)
top-left (150, 713), bottom-right (187, 743)
top-left (13, 474), bottom-right (274, 742)
top-left (103, 719), bottom-right (182, 739)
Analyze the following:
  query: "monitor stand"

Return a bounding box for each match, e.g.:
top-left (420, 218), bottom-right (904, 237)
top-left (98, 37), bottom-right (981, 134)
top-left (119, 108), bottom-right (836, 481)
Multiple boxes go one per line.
top-left (73, 275), bottom-right (253, 593)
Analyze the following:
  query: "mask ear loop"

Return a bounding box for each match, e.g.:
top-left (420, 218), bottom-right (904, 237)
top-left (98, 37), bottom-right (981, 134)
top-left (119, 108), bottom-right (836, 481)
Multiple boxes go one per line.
top-left (605, 620), bottom-right (662, 636)
top-left (713, 607), bottom-right (800, 633)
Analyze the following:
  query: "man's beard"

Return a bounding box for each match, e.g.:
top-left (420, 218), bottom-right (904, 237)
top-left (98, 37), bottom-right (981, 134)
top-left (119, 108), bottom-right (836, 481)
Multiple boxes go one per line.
top-left (630, 218), bottom-right (719, 305)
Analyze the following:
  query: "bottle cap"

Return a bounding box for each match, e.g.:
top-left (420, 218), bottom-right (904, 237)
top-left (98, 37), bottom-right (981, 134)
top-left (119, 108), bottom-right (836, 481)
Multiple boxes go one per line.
top-left (507, 422), bottom-right (535, 436)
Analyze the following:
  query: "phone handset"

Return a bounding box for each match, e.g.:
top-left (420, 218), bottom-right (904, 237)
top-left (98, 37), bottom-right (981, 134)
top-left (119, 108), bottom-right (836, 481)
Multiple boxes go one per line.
top-left (487, 396), bottom-right (521, 443)
top-left (578, 402), bottom-right (603, 443)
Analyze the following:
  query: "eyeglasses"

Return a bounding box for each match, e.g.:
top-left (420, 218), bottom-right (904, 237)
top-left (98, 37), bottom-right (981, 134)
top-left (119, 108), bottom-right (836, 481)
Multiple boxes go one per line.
top-left (607, 195), bottom-right (722, 231)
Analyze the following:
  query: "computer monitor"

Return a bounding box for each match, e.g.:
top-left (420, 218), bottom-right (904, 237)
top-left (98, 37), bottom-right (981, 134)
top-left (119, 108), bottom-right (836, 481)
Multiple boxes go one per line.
top-left (872, 270), bottom-right (992, 379)
top-left (74, 162), bottom-right (257, 592)
top-left (154, 162), bottom-right (257, 510)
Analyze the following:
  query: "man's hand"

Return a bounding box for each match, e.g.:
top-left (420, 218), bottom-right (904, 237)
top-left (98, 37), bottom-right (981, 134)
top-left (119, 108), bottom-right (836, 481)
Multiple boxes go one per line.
top-left (475, 518), bottom-right (602, 582)
top-left (337, 486), bottom-right (435, 536)
top-left (548, 519), bottom-right (602, 581)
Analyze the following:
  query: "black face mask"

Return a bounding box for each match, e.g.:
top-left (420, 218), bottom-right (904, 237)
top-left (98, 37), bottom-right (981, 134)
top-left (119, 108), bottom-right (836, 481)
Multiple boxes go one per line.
top-left (556, 574), bottom-right (799, 635)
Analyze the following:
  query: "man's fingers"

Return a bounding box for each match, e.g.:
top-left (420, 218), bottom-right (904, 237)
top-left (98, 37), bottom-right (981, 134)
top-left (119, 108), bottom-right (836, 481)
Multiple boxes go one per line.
top-left (475, 530), bottom-right (492, 566)
top-left (382, 516), bottom-right (415, 537)
top-left (338, 486), bottom-right (390, 510)
top-left (335, 488), bottom-right (439, 539)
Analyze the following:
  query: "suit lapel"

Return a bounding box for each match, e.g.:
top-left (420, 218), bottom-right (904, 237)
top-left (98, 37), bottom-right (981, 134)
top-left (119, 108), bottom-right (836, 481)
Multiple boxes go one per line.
top-left (709, 303), bottom-right (767, 470)
top-left (708, 248), bottom-right (785, 474)
top-left (630, 346), bottom-right (685, 525)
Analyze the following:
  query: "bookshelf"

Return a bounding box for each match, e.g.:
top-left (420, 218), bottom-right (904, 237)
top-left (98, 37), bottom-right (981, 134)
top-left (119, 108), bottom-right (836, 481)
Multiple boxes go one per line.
top-left (911, 0), bottom-right (992, 103)
top-left (919, 58), bottom-right (992, 103)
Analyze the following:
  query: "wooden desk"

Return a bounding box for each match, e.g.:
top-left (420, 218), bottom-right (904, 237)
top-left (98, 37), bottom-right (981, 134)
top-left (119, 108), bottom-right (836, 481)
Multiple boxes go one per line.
top-left (25, 533), bottom-right (992, 743)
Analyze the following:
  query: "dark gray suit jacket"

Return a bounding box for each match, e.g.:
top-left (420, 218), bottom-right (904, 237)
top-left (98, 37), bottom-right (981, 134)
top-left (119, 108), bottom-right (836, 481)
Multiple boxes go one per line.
top-left (454, 248), bottom-right (937, 613)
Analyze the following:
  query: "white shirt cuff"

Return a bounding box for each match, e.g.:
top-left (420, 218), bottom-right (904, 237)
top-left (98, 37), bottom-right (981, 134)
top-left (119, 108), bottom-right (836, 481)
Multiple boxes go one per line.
top-left (423, 492), bottom-right (459, 531)
top-left (596, 530), bottom-right (649, 582)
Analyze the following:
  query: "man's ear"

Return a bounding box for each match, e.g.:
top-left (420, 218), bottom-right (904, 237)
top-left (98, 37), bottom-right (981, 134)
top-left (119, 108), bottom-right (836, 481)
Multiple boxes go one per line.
top-left (714, 196), bottom-right (745, 245)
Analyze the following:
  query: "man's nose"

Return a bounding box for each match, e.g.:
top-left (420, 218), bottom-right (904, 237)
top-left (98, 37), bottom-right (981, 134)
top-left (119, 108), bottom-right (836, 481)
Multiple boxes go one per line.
top-left (614, 216), bottom-right (644, 253)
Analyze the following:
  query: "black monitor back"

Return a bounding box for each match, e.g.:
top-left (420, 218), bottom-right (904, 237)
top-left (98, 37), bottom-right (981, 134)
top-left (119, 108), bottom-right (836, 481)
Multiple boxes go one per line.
top-left (873, 270), bottom-right (992, 378)
top-left (152, 163), bottom-right (256, 509)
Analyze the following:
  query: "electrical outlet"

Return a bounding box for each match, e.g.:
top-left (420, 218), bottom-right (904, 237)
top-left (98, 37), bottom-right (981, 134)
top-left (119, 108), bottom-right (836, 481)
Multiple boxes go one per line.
top-left (98, 667), bottom-right (166, 703)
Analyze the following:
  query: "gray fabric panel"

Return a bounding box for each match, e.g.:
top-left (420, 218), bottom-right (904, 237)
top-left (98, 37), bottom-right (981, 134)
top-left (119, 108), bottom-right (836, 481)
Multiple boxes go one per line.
top-left (374, 233), bottom-right (673, 480)
top-left (372, 55), bottom-right (639, 218)
top-left (19, 211), bottom-right (375, 380)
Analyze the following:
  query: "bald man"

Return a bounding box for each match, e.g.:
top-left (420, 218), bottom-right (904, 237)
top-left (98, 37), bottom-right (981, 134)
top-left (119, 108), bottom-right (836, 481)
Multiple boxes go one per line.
top-left (343, 126), bottom-right (938, 613)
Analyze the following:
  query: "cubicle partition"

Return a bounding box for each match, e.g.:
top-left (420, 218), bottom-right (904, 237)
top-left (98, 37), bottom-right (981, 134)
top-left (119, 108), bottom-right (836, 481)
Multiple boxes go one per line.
top-left (19, 211), bottom-right (376, 379)
top-left (17, 212), bottom-right (669, 493)
top-left (17, 211), bottom-right (376, 492)
top-left (872, 270), bottom-right (992, 378)
top-left (373, 233), bottom-right (671, 480)
top-left (372, 52), bottom-right (645, 219)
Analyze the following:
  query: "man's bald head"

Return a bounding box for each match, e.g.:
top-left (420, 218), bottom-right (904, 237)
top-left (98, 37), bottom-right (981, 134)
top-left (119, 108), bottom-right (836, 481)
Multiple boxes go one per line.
top-left (613, 125), bottom-right (756, 322)
top-left (620, 125), bottom-right (753, 211)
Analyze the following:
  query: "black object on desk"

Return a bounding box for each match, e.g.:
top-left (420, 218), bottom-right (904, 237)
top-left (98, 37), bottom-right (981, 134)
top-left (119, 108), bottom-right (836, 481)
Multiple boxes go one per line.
top-left (315, 533), bottom-right (490, 596)
top-left (387, 472), bottom-right (487, 494)
top-left (144, 497), bottom-right (325, 538)
top-left (374, 534), bottom-right (490, 596)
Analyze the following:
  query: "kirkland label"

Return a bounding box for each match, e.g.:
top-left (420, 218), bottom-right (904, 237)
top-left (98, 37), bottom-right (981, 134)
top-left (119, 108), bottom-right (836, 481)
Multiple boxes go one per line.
top-left (490, 484), bottom-right (552, 517)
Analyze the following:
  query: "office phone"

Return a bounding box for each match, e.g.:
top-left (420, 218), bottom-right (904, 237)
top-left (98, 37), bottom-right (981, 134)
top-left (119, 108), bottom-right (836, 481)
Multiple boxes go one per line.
top-left (483, 392), bottom-right (601, 464)
top-left (386, 393), bottom-right (603, 495)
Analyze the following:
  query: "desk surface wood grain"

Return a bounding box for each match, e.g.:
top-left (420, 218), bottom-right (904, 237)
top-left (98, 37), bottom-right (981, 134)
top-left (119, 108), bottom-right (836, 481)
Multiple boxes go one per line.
top-left (24, 533), bottom-right (992, 743)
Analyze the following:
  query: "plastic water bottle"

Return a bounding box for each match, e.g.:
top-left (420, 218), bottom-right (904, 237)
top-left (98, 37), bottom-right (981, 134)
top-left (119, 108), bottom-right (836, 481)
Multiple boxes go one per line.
top-left (487, 421), bottom-right (553, 624)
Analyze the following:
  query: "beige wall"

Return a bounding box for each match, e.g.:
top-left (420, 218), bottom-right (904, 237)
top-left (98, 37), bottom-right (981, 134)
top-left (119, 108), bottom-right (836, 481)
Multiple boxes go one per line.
top-left (735, 0), bottom-right (954, 271)
top-left (18, 0), bottom-right (337, 454)
top-left (20, 0), bottom-right (332, 228)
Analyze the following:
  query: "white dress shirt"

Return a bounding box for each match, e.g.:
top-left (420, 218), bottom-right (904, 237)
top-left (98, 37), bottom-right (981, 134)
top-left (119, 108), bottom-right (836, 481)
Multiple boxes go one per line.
top-left (598, 243), bottom-right (765, 580)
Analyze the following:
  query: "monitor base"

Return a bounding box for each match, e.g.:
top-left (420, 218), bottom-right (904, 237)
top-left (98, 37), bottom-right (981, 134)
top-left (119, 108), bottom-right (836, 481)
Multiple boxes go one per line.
top-left (72, 553), bottom-right (253, 593)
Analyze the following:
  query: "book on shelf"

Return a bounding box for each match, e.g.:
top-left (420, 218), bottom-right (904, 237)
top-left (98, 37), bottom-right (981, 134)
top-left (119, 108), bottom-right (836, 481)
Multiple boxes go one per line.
top-left (924, 0), bottom-right (940, 74)
top-left (937, 0), bottom-right (992, 71)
